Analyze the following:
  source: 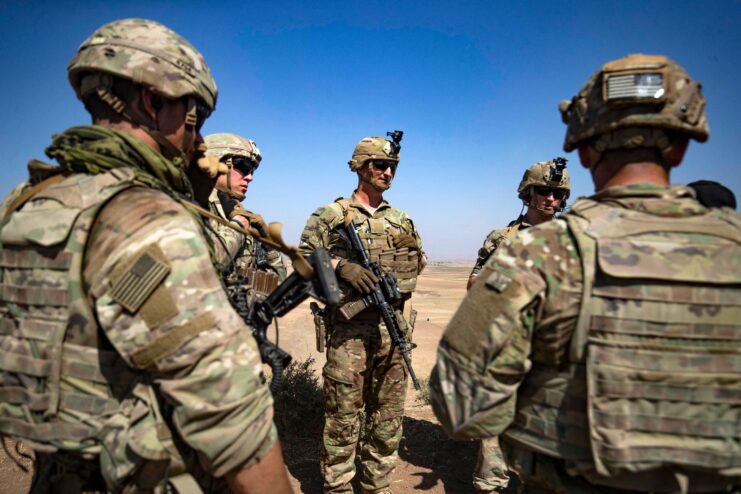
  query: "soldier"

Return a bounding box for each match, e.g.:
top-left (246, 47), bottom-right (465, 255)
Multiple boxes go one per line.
top-left (467, 159), bottom-right (571, 290)
top-left (299, 133), bottom-right (426, 494)
top-left (0, 19), bottom-right (292, 493)
top-left (431, 54), bottom-right (741, 494)
top-left (204, 133), bottom-right (287, 296)
top-left (468, 161), bottom-right (570, 493)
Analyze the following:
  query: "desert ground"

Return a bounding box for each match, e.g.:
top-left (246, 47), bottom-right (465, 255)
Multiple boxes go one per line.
top-left (1, 265), bottom-right (516, 493)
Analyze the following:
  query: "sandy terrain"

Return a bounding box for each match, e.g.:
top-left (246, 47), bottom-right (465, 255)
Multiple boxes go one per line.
top-left (1, 266), bottom-right (512, 493)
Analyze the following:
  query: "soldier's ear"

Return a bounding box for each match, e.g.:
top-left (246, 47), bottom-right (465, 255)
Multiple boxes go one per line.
top-left (578, 147), bottom-right (593, 168)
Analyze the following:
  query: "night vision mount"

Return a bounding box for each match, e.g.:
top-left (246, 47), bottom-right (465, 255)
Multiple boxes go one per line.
top-left (386, 130), bottom-right (404, 155)
top-left (550, 156), bottom-right (567, 184)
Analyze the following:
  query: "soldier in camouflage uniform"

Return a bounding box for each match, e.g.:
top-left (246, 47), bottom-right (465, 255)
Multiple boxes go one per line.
top-left (204, 133), bottom-right (287, 296)
top-left (0, 19), bottom-right (292, 493)
top-left (299, 134), bottom-right (426, 494)
top-left (468, 159), bottom-right (571, 290)
top-left (431, 54), bottom-right (741, 494)
top-left (468, 160), bottom-right (570, 493)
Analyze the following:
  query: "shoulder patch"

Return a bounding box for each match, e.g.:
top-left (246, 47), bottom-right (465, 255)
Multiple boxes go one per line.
top-left (110, 244), bottom-right (171, 313)
top-left (485, 270), bottom-right (512, 293)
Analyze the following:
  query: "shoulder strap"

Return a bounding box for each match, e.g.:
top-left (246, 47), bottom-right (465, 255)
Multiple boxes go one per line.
top-left (3, 173), bottom-right (67, 221)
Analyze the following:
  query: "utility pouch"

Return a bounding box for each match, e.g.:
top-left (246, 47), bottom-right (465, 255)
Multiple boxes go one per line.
top-left (338, 297), bottom-right (369, 320)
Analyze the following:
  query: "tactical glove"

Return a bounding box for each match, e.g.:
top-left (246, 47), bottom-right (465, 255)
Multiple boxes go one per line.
top-left (392, 233), bottom-right (418, 250)
top-left (337, 260), bottom-right (378, 294)
top-left (230, 209), bottom-right (268, 236)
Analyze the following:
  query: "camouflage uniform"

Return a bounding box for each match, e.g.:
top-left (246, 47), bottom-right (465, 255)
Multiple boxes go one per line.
top-left (207, 188), bottom-right (246, 264)
top-left (0, 19), bottom-right (277, 493)
top-left (432, 55), bottom-right (741, 494)
top-left (300, 193), bottom-right (425, 494)
top-left (204, 133), bottom-right (287, 291)
top-left (470, 217), bottom-right (530, 494)
top-left (469, 218), bottom-right (530, 281)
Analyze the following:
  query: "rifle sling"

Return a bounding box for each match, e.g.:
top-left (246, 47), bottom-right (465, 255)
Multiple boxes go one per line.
top-left (182, 201), bottom-right (314, 279)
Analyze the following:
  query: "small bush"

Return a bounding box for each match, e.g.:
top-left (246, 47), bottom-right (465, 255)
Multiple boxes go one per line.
top-left (273, 356), bottom-right (325, 438)
top-left (414, 377), bottom-right (431, 406)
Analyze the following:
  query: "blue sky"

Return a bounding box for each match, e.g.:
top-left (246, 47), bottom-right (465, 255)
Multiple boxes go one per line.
top-left (1, 1), bottom-right (739, 259)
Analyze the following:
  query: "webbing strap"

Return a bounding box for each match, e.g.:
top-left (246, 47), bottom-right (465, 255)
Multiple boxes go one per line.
top-left (0, 284), bottom-right (69, 306)
top-left (0, 352), bottom-right (52, 377)
top-left (0, 249), bottom-right (72, 269)
top-left (564, 214), bottom-right (596, 363)
top-left (0, 387), bottom-right (120, 415)
top-left (2, 173), bottom-right (66, 221)
top-left (131, 312), bottom-right (215, 368)
top-left (0, 417), bottom-right (94, 442)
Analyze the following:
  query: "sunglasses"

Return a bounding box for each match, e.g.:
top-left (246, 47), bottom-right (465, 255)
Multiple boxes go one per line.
top-left (194, 101), bottom-right (211, 133)
top-left (370, 160), bottom-right (398, 174)
top-left (230, 156), bottom-right (259, 176)
top-left (533, 186), bottom-right (566, 200)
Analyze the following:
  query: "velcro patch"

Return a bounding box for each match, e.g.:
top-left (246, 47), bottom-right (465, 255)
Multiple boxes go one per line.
top-left (485, 270), bottom-right (513, 293)
top-left (110, 245), bottom-right (170, 313)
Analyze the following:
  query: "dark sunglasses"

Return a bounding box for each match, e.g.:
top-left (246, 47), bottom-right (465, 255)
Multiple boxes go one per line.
top-left (533, 186), bottom-right (566, 200)
top-left (230, 156), bottom-right (259, 175)
top-left (370, 160), bottom-right (398, 174)
top-left (194, 101), bottom-right (211, 133)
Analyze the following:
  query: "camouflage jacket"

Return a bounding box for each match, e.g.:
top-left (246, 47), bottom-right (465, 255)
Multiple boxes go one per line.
top-left (208, 189), bottom-right (287, 284)
top-left (469, 216), bottom-right (531, 279)
top-left (207, 188), bottom-right (246, 263)
top-left (0, 127), bottom-right (277, 490)
top-left (299, 192), bottom-right (426, 297)
top-left (431, 184), bottom-right (741, 489)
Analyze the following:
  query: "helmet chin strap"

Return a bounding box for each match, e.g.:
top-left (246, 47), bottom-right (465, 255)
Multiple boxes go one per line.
top-left (86, 74), bottom-right (193, 166)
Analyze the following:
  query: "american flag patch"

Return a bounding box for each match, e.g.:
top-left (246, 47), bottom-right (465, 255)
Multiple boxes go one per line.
top-left (110, 245), bottom-right (170, 313)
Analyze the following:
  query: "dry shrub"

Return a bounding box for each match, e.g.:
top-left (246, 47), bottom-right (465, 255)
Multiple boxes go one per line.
top-left (273, 356), bottom-right (325, 437)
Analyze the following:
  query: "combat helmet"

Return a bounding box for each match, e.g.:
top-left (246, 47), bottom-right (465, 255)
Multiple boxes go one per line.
top-left (518, 158), bottom-right (571, 210)
top-left (67, 18), bottom-right (218, 162)
top-left (205, 133), bottom-right (261, 199)
top-left (205, 133), bottom-right (262, 166)
top-left (559, 54), bottom-right (708, 164)
top-left (348, 133), bottom-right (402, 171)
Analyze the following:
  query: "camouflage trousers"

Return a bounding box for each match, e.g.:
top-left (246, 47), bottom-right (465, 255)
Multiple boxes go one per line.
top-left (473, 436), bottom-right (510, 492)
top-left (321, 309), bottom-right (409, 494)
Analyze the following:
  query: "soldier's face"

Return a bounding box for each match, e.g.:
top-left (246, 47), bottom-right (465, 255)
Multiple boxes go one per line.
top-left (215, 162), bottom-right (253, 201)
top-left (360, 160), bottom-right (395, 192)
top-left (529, 186), bottom-right (564, 214)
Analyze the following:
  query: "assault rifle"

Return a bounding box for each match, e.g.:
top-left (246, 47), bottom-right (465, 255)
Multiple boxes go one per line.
top-left (229, 248), bottom-right (339, 393)
top-left (340, 219), bottom-right (421, 390)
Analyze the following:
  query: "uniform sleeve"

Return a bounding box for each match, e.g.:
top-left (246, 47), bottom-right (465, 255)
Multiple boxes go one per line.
top-left (430, 221), bottom-right (579, 441)
top-left (298, 204), bottom-right (341, 257)
top-left (469, 230), bottom-right (502, 279)
top-left (405, 214), bottom-right (427, 273)
top-left (430, 220), bottom-right (582, 438)
top-left (210, 219), bottom-right (246, 265)
top-left (84, 188), bottom-right (276, 477)
top-left (266, 247), bottom-right (288, 281)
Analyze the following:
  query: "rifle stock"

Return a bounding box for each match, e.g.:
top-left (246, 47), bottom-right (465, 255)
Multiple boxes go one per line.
top-left (229, 248), bottom-right (340, 392)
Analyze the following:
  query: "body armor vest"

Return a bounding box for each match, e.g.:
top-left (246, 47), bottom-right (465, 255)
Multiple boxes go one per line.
top-left (503, 197), bottom-right (741, 485)
top-left (330, 198), bottom-right (420, 294)
top-left (0, 168), bottom-right (191, 488)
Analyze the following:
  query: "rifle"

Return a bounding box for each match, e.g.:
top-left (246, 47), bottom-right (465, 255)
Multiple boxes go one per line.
top-left (340, 219), bottom-right (421, 390)
top-left (229, 247), bottom-right (340, 393)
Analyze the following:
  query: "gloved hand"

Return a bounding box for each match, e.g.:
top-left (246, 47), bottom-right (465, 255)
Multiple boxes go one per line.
top-left (230, 209), bottom-right (268, 235)
top-left (392, 233), bottom-right (418, 250)
top-left (337, 260), bottom-right (378, 294)
top-left (195, 143), bottom-right (228, 178)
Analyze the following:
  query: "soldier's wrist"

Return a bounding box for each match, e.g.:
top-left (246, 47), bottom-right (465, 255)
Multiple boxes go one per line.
top-left (335, 259), bottom-right (346, 277)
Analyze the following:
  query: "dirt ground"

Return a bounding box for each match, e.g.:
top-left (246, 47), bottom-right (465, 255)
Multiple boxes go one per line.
top-left (0, 265), bottom-right (515, 493)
